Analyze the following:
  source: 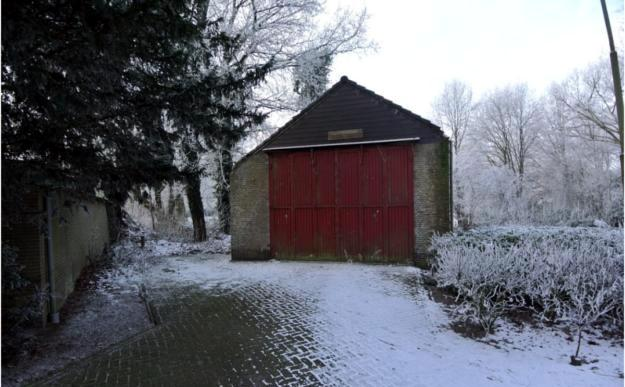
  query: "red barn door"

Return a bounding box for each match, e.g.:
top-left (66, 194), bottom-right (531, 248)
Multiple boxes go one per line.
top-left (268, 144), bottom-right (413, 261)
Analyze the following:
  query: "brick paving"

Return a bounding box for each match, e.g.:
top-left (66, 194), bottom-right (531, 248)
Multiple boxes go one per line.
top-left (29, 255), bottom-right (622, 387)
top-left (34, 283), bottom-right (326, 386)
top-left (32, 260), bottom-right (422, 386)
top-left (31, 255), bottom-right (428, 387)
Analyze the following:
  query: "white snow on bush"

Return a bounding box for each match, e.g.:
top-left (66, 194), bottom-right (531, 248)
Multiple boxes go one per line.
top-left (431, 226), bottom-right (623, 356)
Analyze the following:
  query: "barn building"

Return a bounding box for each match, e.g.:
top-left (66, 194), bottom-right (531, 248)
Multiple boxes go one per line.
top-left (231, 76), bottom-right (451, 263)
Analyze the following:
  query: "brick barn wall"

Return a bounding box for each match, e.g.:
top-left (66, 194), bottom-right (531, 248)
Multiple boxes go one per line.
top-left (413, 140), bottom-right (452, 258)
top-left (230, 152), bottom-right (270, 260)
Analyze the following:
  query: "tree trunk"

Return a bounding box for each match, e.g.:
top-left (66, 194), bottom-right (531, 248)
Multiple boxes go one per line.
top-left (215, 143), bottom-right (233, 234)
top-left (154, 182), bottom-right (163, 210)
top-left (575, 328), bottom-right (583, 359)
top-left (105, 200), bottom-right (124, 243)
top-left (570, 327), bottom-right (584, 365)
top-left (167, 183), bottom-right (175, 217)
top-left (174, 193), bottom-right (185, 218)
top-left (186, 173), bottom-right (206, 242)
top-left (150, 204), bottom-right (155, 231)
top-left (600, 0), bottom-right (624, 186)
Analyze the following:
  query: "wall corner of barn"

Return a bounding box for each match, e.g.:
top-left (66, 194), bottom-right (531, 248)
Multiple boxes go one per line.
top-left (412, 140), bottom-right (452, 260)
top-left (230, 152), bottom-right (271, 261)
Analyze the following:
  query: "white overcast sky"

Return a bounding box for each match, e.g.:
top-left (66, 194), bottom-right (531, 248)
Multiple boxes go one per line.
top-left (325, 0), bottom-right (624, 120)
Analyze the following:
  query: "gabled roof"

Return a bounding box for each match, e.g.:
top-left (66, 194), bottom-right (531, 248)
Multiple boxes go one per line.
top-left (236, 76), bottom-right (445, 167)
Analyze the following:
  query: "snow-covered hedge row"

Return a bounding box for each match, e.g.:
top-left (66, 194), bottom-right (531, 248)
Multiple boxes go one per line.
top-left (431, 226), bottom-right (624, 334)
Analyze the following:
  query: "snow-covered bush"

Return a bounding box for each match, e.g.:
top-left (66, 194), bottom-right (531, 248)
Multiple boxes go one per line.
top-left (431, 226), bottom-right (624, 346)
top-left (432, 226), bottom-right (622, 254)
top-left (433, 241), bottom-right (530, 332)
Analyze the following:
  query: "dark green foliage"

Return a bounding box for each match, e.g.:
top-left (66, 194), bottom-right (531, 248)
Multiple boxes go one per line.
top-left (1, 244), bottom-right (28, 291)
top-left (214, 139), bottom-right (233, 234)
top-left (3, 0), bottom-right (197, 204)
top-left (185, 169), bottom-right (207, 241)
top-left (1, 0), bottom-right (271, 220)
top-left (167, 35), bottom-right (271, 237)
top-left (438, 139), bottom-right (450, 173)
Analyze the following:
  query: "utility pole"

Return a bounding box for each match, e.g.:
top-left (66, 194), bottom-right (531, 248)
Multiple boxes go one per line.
top-left (600, 0), bottom-right (624, 186)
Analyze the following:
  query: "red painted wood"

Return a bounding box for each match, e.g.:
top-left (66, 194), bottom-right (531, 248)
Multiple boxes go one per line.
top-left (362, 207), bottom-right (385, 257)
top-left (315, 207), bottom-right (336, 256)
top-left (338, 207), bottom-right (360, 256)
top-left (386, 146), bottom-right (411, 205)
top-left (269, 153), bottom-right (292, 257)
top-left (336, 150), bottom-right (360, 206)
top-left (270, 208), bottom-right (291, 257)
top-left (292, 152), bottom-right (314, 206)
top-left (362, 148), bottom-right (384, 206)
top-left (388, 207), bottom-right (412, 258)
top-left (270, 153), bottom-right (292, 207)
top-left (294, 208), bottom-right (315, 255)
top-left (314, 150), bottom-right (335, 206)
top-left (269, 144), bottom-right (414, 260)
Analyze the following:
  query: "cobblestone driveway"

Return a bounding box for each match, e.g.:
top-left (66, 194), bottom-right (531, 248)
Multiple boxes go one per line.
top-left (33, 255), bottom-right (623, 387)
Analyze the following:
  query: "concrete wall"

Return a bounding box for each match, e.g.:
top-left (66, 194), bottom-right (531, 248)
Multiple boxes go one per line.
top-left (48, 192), bottom-right (111, 311)
top-left (230, 152), bottom-right (270, 260)
top-left (413, 140), bottom-right (452, 259)
top-left (3, 191), bottom-right (111, 323)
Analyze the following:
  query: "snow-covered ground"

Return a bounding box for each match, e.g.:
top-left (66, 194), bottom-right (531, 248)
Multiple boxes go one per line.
top-left (140, 254), bottom-right (623, 387)
top-left (95, 232), bottom-right (230, 294)
top-left (1, 270), bottom-right (151, 387)
top-left (1, 232), bottom-right (230, 387)
top-left (6, 230), bottom-right (622, 386)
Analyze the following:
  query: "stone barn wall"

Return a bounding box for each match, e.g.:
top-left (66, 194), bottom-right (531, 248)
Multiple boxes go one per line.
top-left (413, 140), bottom-right (452, 259)
top-left (231, 152), bottom-right (270, 260)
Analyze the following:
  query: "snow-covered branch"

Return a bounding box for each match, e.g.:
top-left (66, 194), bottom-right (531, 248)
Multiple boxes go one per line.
top-left (431, 226), bottom-right (624, 342)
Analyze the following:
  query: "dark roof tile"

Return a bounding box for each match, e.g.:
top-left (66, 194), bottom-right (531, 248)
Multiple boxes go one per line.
top-left (235, 76), bottom-right (445, 168)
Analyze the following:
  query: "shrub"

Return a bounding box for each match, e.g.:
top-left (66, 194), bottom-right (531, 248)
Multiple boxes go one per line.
top-left (2, 244), bottom-right (49, 333)
top-left (431, 226), bottom-right (623, 359)
top-left (2, 244), bottom-right (28, 290)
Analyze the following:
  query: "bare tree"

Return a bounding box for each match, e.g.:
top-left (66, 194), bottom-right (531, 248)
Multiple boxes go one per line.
top-left (477, 84), bottom-right (542, 184)
top-left (208, 0), bottom-right (373, 113)
top-left (552, 58), bottom-right (623, 180)
top-left (539, 88), bottom-right (575, 210)
top-left (445, 67), bottom-right (621, 226)
top-left (432, 80), bottom-right (475, 227)
top-left (200, 0), bottom-right (373, 234)
top-left (432, 80), bottom-right (475, 154)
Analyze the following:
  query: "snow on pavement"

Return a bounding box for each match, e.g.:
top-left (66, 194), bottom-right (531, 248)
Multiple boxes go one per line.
top-left (143, 254), bottom-right (623, 387)
top-left (1, 234), bottom-right (230, 387)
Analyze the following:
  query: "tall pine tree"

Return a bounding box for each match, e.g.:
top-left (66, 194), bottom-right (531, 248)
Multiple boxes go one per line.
top-left (2, 0), bottom-right (204, 211)
top-left (2, 0), bottom-right (269, 242)
top-left (164, 25), bottom-right (271, 240)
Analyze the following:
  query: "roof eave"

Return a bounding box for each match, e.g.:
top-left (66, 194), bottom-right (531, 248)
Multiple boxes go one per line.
top-left (263, 137), bottom-right (421, 151)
